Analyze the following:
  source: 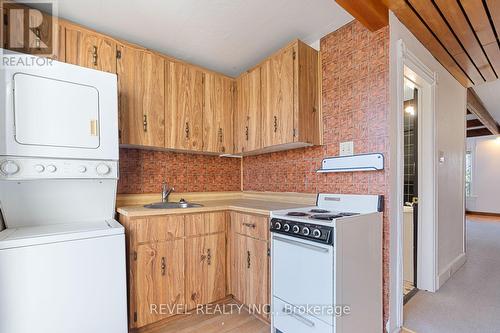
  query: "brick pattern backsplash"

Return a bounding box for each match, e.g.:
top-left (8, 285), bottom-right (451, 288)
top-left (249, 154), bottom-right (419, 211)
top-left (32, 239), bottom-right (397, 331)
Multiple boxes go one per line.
top-left (118, 149), bottom-right (241, 194)
top-left (243, 20), bottom-right (391, 325)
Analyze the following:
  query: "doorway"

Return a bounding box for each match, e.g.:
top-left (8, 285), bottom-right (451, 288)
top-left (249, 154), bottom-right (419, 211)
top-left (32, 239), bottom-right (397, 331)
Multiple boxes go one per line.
top-left (402, 77), bottom-right (419, 303)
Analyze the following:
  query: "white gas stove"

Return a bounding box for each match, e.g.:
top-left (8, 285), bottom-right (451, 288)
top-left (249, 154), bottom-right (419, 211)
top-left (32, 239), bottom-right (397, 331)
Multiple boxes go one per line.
top-left (270, 193), bottom-right (383, 333)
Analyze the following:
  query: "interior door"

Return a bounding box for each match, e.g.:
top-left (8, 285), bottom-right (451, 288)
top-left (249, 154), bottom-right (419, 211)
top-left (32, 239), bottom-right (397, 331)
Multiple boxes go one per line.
top-left (117, 44), bottom-right (165, 147)
top-left (135, 240), bottom-right (184, 327)
top-left (165, 61), bottom-right (204, 151)
top-left (14, 73), bottom-right (100, 149)
top-left (261, 45), bottom-right (295, 147)
top-left (206, 233), bottom-right (226, 303)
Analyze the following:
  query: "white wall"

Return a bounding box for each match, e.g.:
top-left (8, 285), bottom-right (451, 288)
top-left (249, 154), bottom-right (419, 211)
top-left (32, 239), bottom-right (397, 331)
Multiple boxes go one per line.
top-left (388, 11), bottom-right (466, 332)
top-left (466, 136), bottom-right (500, 214)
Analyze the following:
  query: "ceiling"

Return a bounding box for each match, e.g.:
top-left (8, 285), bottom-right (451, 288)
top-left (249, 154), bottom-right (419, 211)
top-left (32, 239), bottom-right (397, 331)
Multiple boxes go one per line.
top-left (47, 0), bottom-right (352, 76)
top-left (385, 0), bottom-right (500, 87)
top-left (474, 80), bottom-right (500, 124)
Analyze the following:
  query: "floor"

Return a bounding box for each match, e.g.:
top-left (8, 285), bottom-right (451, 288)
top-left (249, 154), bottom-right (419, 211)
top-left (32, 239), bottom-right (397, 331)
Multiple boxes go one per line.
top-left (144, 302), bottom-right (268, 333)
top-left (404, 214), bottom-right (500, 333)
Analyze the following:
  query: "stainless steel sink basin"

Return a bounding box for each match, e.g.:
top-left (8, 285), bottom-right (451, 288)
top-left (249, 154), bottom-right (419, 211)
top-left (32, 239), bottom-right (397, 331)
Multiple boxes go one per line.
top-left (144, 200), bottom-right (203, 209)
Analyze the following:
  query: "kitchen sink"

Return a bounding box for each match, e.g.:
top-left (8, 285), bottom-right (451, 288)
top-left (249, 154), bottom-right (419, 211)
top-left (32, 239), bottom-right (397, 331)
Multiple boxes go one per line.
top-left (144, 199), bottom-right (203, 209)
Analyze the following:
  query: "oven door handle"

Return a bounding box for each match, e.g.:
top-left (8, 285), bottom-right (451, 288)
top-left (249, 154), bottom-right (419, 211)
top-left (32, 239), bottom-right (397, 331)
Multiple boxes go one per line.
top-left (273, 235), bottom-right (330, 253)
top-left (282, 307), bottom-right (315, 327)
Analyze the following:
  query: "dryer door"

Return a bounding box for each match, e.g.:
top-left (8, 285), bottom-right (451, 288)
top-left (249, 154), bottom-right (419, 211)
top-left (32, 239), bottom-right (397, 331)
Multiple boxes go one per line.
top-left (13, 73), bottom-right (100, 149)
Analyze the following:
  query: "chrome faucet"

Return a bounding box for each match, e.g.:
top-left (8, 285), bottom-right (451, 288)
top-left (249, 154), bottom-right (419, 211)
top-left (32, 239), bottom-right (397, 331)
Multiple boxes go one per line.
top-left (161, 181), bottom-right (174, 203)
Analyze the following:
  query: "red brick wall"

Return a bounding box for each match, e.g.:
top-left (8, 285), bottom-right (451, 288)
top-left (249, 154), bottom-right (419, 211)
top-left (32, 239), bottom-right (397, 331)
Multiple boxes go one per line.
top-left (243, 21), bottom-right (391, 324)
top-left (118, 149), bottom-right (241, 194)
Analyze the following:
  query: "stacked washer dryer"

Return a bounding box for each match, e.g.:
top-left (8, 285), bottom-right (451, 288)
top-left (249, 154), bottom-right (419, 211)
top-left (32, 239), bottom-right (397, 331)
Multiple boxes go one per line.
top-left (0, 52), bottom-right (127, 333)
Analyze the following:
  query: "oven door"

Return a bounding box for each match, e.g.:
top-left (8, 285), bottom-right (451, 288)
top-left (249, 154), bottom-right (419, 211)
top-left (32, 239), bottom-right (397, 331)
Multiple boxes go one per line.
top-left (272, 233), bottom-right (334, 326)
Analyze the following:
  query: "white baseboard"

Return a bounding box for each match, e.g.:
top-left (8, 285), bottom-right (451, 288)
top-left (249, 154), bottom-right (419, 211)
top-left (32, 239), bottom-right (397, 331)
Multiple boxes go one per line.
top-left (437, 252), bottom-right (467, 289)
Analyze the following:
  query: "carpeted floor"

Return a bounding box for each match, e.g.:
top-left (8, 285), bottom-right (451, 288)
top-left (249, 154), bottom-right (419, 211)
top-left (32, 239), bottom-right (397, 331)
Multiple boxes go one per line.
top-left (404, 215), bottom-right (500, 333)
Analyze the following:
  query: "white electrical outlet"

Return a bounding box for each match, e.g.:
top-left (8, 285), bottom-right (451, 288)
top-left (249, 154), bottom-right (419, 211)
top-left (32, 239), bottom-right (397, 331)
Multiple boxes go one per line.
top-left (340, 141), bottom-right (354, 156)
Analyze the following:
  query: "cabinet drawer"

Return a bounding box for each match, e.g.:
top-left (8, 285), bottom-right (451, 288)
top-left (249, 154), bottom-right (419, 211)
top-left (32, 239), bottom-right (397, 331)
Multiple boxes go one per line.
top-left (185, 212), bottom-right (226, 237)
top-left (136, 215), bottom-right (184, 243)
top-left (231, 212), bottom-right (269, 240)
top-left (273, 297), bottom-right (333, 333)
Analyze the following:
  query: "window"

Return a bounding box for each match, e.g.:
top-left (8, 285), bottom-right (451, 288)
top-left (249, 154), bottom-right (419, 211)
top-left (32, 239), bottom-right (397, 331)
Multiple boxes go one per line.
top-left (465, 150), bottom-right (472, 197)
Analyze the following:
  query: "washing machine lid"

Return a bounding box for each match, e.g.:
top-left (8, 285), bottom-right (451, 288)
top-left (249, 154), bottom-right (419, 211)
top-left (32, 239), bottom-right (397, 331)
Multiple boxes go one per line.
top-left (0, 219), bottom-right (123, 250)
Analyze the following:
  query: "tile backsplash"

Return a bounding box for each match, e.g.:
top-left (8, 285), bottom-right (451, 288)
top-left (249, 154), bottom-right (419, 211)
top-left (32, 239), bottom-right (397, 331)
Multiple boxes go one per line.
top-left (118, 149), bottom-right (241, 194)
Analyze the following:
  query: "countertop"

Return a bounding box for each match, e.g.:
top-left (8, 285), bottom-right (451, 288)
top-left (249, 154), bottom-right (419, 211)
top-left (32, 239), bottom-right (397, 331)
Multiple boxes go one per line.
top-left (117, 198), bottom-right (310, 217)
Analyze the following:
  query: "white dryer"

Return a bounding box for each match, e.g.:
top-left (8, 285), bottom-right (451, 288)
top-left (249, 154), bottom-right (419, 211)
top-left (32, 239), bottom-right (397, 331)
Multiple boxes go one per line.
top-left (0, 52), bottom-right (127, 333)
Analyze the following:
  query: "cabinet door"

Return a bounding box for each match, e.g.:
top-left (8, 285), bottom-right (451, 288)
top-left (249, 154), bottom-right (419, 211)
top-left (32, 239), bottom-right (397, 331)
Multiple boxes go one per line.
top-left (235, 68), bottom-right (261, 153)
top-left (261, 45), bottom-right (295, 147)
top-left (135, 240), bottom-right (185, 327)
top-left (230, 233), bottom-right (248, 303)
top-left (165, 61), bottom-right (204, 151)
top-left (246, 237), bottom-right (270, 319)
top-left (65, 27), bottom-right (116, 73)
top-left (185, 236), bottom-right (207, 310)
top-left (206, 233), bottom-right (227, 303)
top-left (203, 73), bottom-right (234, 154)
top-left (117, 44), bottom-right (165, 147)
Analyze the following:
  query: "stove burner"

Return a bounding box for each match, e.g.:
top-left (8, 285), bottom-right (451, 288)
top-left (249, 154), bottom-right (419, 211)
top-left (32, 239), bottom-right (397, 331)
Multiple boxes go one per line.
top-left (286, 212), bottom-right (310, 217)
top-left (309, 209), bottom-right (330, 213)
top-left (309, 214), bottom-right (342, 221)
top-left (309, 212), bottom-right (360, 221)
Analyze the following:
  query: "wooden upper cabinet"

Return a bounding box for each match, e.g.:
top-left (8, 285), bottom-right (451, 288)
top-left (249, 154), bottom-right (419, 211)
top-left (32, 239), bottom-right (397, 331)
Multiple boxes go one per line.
top-left (235, 67), bottom-right (262, 153)
top-left (117, 44), bottom-right (165, 147)
top-left (203, 73), bottom-right (234, 154)
top-left (165, 61), bottom-right (204, 151)
top-left (65, 26), bottom-right (116, 73)
top-left (135, 240), bottom-right (185, 327)
top-left (261, 44), bottom-right (295, 147)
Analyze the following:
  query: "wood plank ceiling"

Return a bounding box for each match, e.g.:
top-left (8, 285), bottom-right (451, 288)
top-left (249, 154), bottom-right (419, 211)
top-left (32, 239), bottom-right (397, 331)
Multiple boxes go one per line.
top-left (384, 0), bottom-right (500, 88)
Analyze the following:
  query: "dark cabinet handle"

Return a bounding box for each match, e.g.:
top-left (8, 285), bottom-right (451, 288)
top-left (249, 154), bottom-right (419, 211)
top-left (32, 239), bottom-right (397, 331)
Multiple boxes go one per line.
top-left (185, 122), bottom-right (190, 139)
top-left (242, 222), bottom-right (256, 229)
top-left (207, 248), bottom-right (212, 265)
top-left (245, 126), bottom-right (249, 141)
top-left (92, 45), bottom-right (98, 65)
top-left (161, 257), bottom-right (166, 276)
top-left (218, 128), bottom-right (223, 143)
top-left (143, 114), bottom-right (148, 132)
top-left (247, 251), bottom-right (251, 269)
top-left (274, 116), bottom-right (278, 133)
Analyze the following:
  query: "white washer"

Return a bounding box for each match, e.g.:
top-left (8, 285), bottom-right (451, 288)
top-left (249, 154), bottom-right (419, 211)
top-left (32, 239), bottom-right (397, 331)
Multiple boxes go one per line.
top-left (0, 220), bottom-right (127, 333)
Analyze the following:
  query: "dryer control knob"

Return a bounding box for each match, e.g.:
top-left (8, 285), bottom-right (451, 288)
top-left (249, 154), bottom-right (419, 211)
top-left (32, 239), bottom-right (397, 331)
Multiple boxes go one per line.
top-left (46, 165), bottom-right (57, 173)
top-left (0, 160), bottom-right (20, 175)
top-left (96, 163), bottom-right (111, 176)
top-left (34, 164), bottom-right (45, 173)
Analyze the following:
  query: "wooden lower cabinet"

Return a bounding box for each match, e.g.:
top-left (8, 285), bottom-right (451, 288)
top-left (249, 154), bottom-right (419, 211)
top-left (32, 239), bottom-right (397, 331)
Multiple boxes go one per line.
top-left (135, 239), bottom-right (185, 327)
top-left (185, 233), bottom-right (226, 310)
top-left (230, 231), bottom-right (270, 320)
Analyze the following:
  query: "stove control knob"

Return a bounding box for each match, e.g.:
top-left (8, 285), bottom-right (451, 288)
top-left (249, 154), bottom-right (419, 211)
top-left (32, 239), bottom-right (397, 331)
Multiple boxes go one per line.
top-left (302, 227), bottom-right (310, 236)
top-left (313, 229), bottom-right (322, 238)
top-left (274, 222), bottom-right (282, 230)
top-left (0, 160), bottom-right (20, 175)
top-left (292, 225), bottom-right (300, 233)
top-left (283, 224), bottom-right (290, 232)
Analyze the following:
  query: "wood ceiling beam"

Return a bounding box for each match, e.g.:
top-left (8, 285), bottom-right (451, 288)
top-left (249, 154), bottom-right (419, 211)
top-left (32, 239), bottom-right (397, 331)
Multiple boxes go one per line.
top-left (467, 127), bottom-right (494, 137)
top-left (335, 0), bottom-right (388, 32)
top-left (467, 88), bottom-right (500, 135)
top-left (467, 119), bottom-right (484, 128)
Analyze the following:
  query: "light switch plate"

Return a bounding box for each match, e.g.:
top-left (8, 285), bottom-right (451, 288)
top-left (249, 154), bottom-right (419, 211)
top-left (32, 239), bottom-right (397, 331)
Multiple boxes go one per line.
top-left (340, 141), bottom-right (354, 156)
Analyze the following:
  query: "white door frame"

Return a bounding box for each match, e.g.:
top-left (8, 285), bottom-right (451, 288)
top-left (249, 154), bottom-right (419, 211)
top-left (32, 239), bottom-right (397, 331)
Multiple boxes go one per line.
top-left (391, 39), bottom-right (438, 331)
